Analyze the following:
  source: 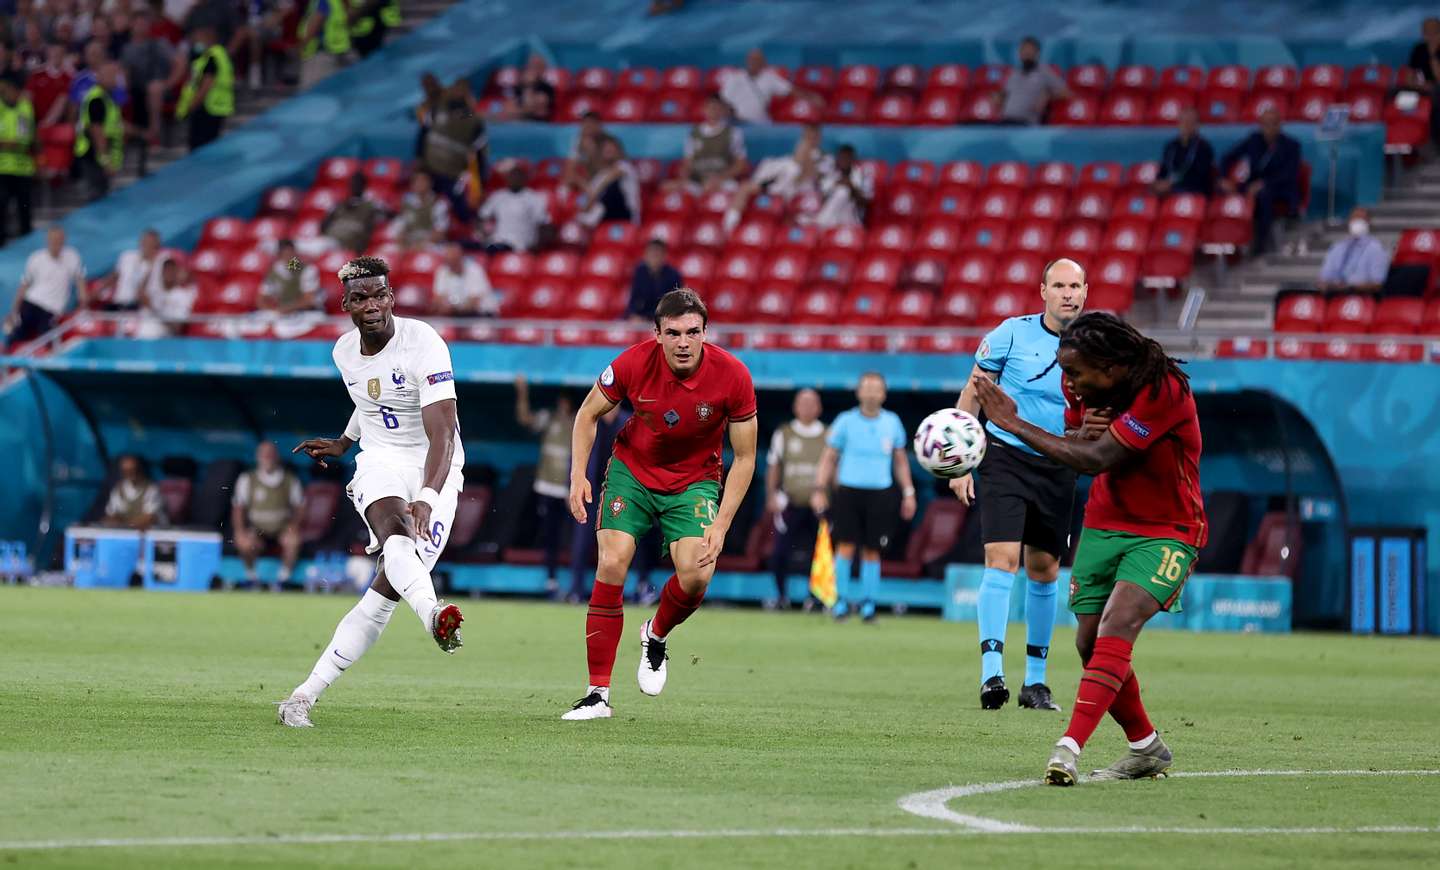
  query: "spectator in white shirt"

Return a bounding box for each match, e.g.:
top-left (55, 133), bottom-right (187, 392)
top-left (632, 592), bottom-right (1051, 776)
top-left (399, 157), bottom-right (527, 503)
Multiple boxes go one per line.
top-left (667, 94), bottom-right (748, 193)
top-left (389, 171), bottom-right (451, 250)
top-left (136, 257), bottom-right (197, 338)
top-left (99, 228), bottom-right (163, 312)
top-left (723, 122), bottom-right (823, 232)
top-left (720, 48), bottom-right (822, 124)
top-left (479, 164), bottom-right (553, 253)
top-left (810, 144), bottom-right (873, 229)
top-left (578, 135), bottom-right (641, 228)
top-left (431, 242), bottom-right (498, 317)
top-left (1317, 207), bottom-right (1390, 293)
top-left (5, 226), bottom-right (86, 346)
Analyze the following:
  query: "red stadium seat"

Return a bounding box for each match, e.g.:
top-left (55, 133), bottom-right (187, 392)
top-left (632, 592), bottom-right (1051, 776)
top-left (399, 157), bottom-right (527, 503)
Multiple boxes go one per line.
top-left (391, 275), bottom-right (432, 315)
top-left (1051, 95), bottom-right (1099, 126)
top-left (981, 285), bottom-right (1030, 325)
top-left (940, 160), bottom-right (984, 188)
top-left (638, 217), bottom-right (684, 249)
top-left (1320, 337), bottom-right (1365, 361)
top-left (1009, 220), bottom-right (1056, 254)
top-left (771, 94), bottom-right (824, 124)
top-left (533, 250), bottom-right (579, 280)
top-left (730, 218), bottom-right (777, 253)
top-left (706, 283), bottom-right (753, 321)
top-left (807, 250), bottom-right (857, 286)
top-left (839, 64), bottom-right (880, 92)
top-left (260, 186), bottom-right (303, 216)
top-left (488, 251), bottom-right (534, 284)
top-left (1366, 340), bottom-right (1425, 363)
top-left (575, 66), bottom-right (615, 94)
top-left (187, 246), bottom-right (233, 278)
top-left (1345, 89), bottom-right (1384, 122)
top-left (1085, 282), bottom-right (1134, 315)
top-left (1021, 188), bottom-right (1069, 221)
top-left (883, 63), bottom-right (925, 93)
top-left (1115, 65), bottom-right (1161, 93)
top-left (1289, 89), bottom-right (1334, 122)
top-left (1099, 93), bottom-right (1148, 125)
top-left (1274, 337), bottom-right (1322, 360)
top-left (1125, 161), bottom-right (1161, 189)
top-left (994, 252), bottom-right (1043, 291)
top-left (825, 91), bottom-right (872, 124)
top-left (1159, 65), bottom-right (1204, 92)
top-left (1372, 297), bottom-right (1424, 334)
top-left (674, 250), bottom-right (715, 285)
top-left (869, 94), bottom-right (916, 125)
top-left (819, 224), bottom-right (867, 255)
top-left (872, 185), bottom-right (929, 224)
top-left (916, 89), bottom-right (962, 125)
top-left (1054, 222), bottom-right (1103, 258)
top-left (793, 64), bottom-right (835, 96)
top-left (748, 285), bottom-right (794, 323)
top-left (1147, 89), bottom-right (1196, 124)
top-left (1215, 337), bottom-right (1269, 359)
top-left (1255, 65), bottom-right (1299, 93)
top-left (1423, 300), bottom-right (1440, 335)
top-left (774, 223), bottom-right (821, 254)
top-left (1089, 252), bottom-right (1140, 307)
top-left (1069, 186), bottom-right (1115, 221)
top-left (948, 251), bottom-right (996, 290)
top-left (572, 278), bottom-right (624, 320)
top-left (926, 64), bottom-right (971, 91)
top-left (901, 255), bottom-right (947, 289)
top-left (936, 287), bottom-right (981, 325)
top-left (363, 157), bottom-right (404, 189)
top-left (210, 276), bottom-right (261, 314)
top-left (1112, 190), bottom-right (1159, 222)
top-left (1206, 64), bottom-right (1250, 95)
top-left (316, 156), bottom-right (361, 186)
top-left (986, 161), bottom-right (1030, 189)
top-left (1394, 229), bottom-right (1440, 265)
top-left (1274, 292), bottom-right (1324, 332)
top-left (1141, 220), bottom-right (1198, 287)
top-left (589, 221), bottom-right (640, 256)
top-left (1066, 63), bottom-right (1109, 94)
top-left (1199, 90), bottom-right (1242, 123)
top-left (1033, 161), bottom-right (1075, 189)
top-left (1159, 192), bottom-right (1206, 224)
top-left (1242, 91), bottom-right (1290, 122)
top-left (1324, 294), bottom-right (1375, 333)
top-left (973, 187), bottom-right (1021, 220)
top-left (684, 218), bottom-right (727, 252)
top-left (507, 279), bottom-right (568, 319)
top-left (913, 219), bottom-right (963, 256)
top-left (958, 89), bottom-right (1002, 123)
top-left (957, 219), bottom-right (1010, 253)
top-left (199, 217), bottom-right (248, 250)
top-left (924, 185), bottom-right (974, 220)
top-left (632, 158), bottom-right (665, 189)
top-left (762, 250), bottom-right (810, 287)
top-left (647, 90), bottom-right (697, 123)
top-left (1102, 218), bottom-right (1152, 254)
top-left (791, 285), bottom-right (842, 324)
top-left (662, 65), bottom-right (703, 92)
top-left (1080, 161), bottom-right (1125, 188)
top-left (1199, 193), bottom-right (1254, 254)
top-left (246, 217), bottom-right (291, 246)
top-left (617, 67), bottom-right (660, 93)
top-left (886, 288), bottom-right (936, 325)
top-left (1384, 95), bottom-right (1432, 155)
top-left (853, 251), bottom-right (903, 288)
top-left (975, 64), bottom-right (1011, 88)
top-left (1347, 63), bottom-right (1393, 92)
top-left (840, 285), bottom-right (890, 325)
top-left (865, 223), bottom-right (914, 255)
top-left (1302, 64), bottom-right (1345, 92)
top-left (645, 188), bottom-right (694, 219)
top-left (893, 160), bottom-right (938, 187)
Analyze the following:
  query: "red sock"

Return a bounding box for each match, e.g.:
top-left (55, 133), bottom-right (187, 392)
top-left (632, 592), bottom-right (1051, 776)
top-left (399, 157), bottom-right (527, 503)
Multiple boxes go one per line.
top-left (1063, 636), bottom-right (1134, 749)
top-left (650, 574), bottom-right (704, 639)
top-left (585, 581), bottom-right (625, 688)
top-left (1108, 672), bottom-right (1155, 743)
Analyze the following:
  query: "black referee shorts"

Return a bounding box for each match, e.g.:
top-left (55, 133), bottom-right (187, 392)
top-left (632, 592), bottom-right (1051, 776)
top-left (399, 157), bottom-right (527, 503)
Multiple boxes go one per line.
top-left (830, 484), bottom-right (900, 551)
top-left (976, 439), bottom-right (1076, 559)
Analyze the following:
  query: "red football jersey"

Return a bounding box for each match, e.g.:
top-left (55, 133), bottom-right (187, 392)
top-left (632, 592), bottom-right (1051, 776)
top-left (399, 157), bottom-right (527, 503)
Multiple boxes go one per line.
top-left (597, 342), bottom-right (757, 493)
top-left (1064, 373), bottom-right (1208, 547)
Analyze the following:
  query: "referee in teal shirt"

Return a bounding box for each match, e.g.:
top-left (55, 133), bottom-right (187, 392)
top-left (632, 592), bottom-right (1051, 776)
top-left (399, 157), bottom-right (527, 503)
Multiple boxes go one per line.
top-left (812, 372), bottom-right (917, 622)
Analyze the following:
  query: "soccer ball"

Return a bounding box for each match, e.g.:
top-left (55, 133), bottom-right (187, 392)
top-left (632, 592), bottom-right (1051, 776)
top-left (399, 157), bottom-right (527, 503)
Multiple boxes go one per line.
top-left (913, 408), bottom-right (987, 479)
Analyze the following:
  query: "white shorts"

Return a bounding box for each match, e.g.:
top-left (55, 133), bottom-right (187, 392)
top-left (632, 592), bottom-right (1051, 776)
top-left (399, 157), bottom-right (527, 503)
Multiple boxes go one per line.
top-left (346, 456), bottom-right (463, 570)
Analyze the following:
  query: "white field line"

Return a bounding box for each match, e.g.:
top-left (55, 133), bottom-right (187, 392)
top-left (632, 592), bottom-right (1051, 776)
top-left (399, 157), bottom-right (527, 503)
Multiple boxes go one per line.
top-left (1, 770), bottom-right (1436, 852)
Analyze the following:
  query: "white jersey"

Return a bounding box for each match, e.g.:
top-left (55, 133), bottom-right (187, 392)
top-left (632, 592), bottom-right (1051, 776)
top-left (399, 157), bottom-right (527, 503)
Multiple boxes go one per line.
top-left (333, 316), bottom-right (464, 470)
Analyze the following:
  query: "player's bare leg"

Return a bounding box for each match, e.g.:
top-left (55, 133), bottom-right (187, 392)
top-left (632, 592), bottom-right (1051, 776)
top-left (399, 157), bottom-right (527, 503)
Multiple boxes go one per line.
top-left (367, 497), bottom-right (463, 652)
top-left (564, 529), bottom-right (635, 720)
top-left (637, 537), bottom-right (714, 697)
top-left (1047, 584), bottom-right (1162, 784)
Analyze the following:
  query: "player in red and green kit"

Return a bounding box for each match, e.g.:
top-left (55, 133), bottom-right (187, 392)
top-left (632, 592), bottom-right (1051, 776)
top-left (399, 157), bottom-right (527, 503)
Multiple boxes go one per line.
top-left (562, 288), bottom-right (759, 720)
top-left (974, 312), bottom-right (1206, 785)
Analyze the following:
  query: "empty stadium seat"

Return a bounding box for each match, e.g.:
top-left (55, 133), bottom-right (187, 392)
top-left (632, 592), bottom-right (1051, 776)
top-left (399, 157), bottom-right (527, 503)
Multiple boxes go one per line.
top-left (1099, 93), bottom-right (1147, 125)
top-left (1324, 294), bottom-right (1375, 333)
top-left (1199, 193), bottom-right (1254, 254)
top-left (926, 63), bottom-right (970, 91)
top-left (917, 90), bottom-right (961, 124)
top-left (1146, 89), bottom-right (1196, 124)
top-left (1051, 95), bottom-right (1099, 125)
top-left (1274, 292), bottom-right (1324, 332)
top-left (866, 223), bottom-right (914, 254)
top-left (1115, 65), bottom-right (1161, 93)
top-left (1372, 297), bottom-right (1425, 334)
top-left (948, 251), bottom-right (996, 289)
top-left (887, 288), bottom-right (935, 325)
top-left (1366, 340), bottom-right (1425, 363)
top-left (1141, 221), bottom-right (1198, 287)
top-left (1215, 337), bottom-right (1269, 359)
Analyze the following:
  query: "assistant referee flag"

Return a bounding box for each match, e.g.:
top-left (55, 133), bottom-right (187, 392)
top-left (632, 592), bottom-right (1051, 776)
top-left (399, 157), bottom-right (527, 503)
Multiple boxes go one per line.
top-left (809, 521), bottom-right (837, 607)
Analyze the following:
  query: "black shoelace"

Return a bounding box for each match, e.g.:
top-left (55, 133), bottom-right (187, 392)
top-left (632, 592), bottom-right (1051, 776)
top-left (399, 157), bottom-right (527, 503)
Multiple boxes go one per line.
top-left (571, 692), bottom-right (604, 709)
top-left (645, 634), bottom-right (668, 671)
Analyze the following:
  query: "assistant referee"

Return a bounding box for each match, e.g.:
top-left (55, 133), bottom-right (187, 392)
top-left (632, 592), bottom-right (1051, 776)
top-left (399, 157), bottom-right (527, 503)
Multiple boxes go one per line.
top-left (953, 258), bottom-right (1088, 711)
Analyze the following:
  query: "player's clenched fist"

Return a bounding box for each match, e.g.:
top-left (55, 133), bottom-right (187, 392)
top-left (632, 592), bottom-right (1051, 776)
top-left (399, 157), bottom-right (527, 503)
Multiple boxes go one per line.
top-left (569, 477), bottom-right (592, 524)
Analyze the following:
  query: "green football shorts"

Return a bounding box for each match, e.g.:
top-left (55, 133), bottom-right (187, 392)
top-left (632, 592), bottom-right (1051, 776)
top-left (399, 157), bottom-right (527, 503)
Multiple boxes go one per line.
top-left (597, 457), bottom-right (720, 552)
top-left (1068, 528), bottom-right (1198, 615)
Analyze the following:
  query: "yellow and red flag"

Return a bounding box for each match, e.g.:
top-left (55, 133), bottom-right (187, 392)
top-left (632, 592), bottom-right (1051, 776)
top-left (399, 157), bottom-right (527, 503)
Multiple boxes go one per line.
top-left (809, 520), bottom-right (837, 608)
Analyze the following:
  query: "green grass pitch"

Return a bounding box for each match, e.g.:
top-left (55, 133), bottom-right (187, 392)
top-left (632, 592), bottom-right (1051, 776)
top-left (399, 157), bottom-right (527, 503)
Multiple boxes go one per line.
top-left (2, 586), bottom-right (1437, 868)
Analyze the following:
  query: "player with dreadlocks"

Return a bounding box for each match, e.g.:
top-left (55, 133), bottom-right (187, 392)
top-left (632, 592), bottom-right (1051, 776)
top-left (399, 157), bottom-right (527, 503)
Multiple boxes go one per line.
top-left (973, 311), bottom-right (1206, 786)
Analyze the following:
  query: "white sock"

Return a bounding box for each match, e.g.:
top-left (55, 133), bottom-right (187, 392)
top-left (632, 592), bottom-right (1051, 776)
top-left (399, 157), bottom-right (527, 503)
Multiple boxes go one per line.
top-left (588, 685), bottom-right (610, 703)
top-left (296, 589), bottom-right (396, 699)
top-left (646, 619), bottom-right (665, 643)
top-left (1058, 736), bottom-right (1081, 756)
top-left (381, 535), bottom-right (439, 630)
top-left (1128, 731), bottom-right (1159, 751)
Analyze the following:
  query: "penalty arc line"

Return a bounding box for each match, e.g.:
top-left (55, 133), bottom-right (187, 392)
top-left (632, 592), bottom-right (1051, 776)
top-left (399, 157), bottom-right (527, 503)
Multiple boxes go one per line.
top-left (896, 768), bottom-right (1440, 834)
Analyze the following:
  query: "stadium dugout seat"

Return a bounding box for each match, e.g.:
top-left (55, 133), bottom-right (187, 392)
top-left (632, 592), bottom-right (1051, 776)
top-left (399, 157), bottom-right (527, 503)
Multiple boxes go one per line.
top-left (884, 499), bottom-right (967, 579)
top-left (1324, 294), bottom-right (1375, 333)
top-left (1274, 292), bottom-right (1324, 332)
top-left (1114, 65), bottom-right (1160, 94)
top-left (1372, 297), bottom-right (1425, 334)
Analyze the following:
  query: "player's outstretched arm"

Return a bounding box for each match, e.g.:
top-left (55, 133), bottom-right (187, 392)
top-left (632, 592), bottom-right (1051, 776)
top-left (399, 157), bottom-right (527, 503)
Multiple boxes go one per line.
top-left (973, 376), bottom-right (1130, 475)
top-left (568, 385), bottom-right (618, 524)
top-left (409, 398), bottom-right (459, 540)
top-left (697, 415), bottom-right (759, 569)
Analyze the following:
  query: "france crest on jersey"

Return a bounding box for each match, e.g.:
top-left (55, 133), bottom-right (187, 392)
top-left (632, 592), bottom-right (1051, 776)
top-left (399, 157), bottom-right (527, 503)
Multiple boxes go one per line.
top-left (975, 314), bottom-right (1066, 455)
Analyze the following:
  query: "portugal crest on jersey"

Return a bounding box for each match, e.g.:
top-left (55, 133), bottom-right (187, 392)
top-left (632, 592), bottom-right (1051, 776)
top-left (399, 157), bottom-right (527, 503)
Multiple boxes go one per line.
top-left (609, 495), bottom-right (626, 517)
top-left (695, 401), bottom-right (713, 421)
top-left (367, 378), bottom-right (381, 400)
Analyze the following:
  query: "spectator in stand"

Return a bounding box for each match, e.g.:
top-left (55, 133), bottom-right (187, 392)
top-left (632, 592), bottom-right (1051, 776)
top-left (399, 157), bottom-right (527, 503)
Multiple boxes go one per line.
top-left (995, 36), bottom-right (1069, 125)
top-left (260, 239), bottom-right (322, 313)
top-left (0, 71), bottom-right (36, 247)
top-left (478, 162), bottom-right (552, 252)
top-left (120, 8), bottom-right (173, 146)
top-left (136, 256), bottom-right (196, 338)
top-left (1219, 107), bottom-right (1301, 255)
top-left (722, 122), bottom-right (823, 232)
top-left (389, 169), bottom-right (450, 249)
top-left (626, 238), bottom-right (682, 323)
top-left (417, 83), bottom-right (487, 219)
top-left (299, 0), bottom-right (353, 87)
top-left (231, 441), bottom-right (304, 587)
top-left (765, 387), bottom-right (826, 610)
top-left (73, 60), bottom-right (126, 201)
top-left (316, 171), bottom-right (387, 252)
top-left (561, 109), bottom-right (606, 192)
top-left (175, 24), bottom-right (234, 152)
top-left (667, 93), bottom-right (747, 193)
top-left (578, 134), bottom-right (640, 227)
top-left (28, 43), bottom-right (74, 128)
top-left (514, 374), bottom-right (574, 596)
top-left (5, 225), bottom-right (85, 345)
top-left (68, 40), bottom-right (128, 119)
top-left (1407, 17), bottom-right (1440, 149)
top-left (719, 47), bottom-right (822, 124)
top-left (414, 71), bottom-right (442, 155)
top-left (505, 53), bottom-right (555, 122)
top-left (1152, 107), bottom-right (1214, 197)
top-left (1317, 207), bottom-right (1389, 294)
top-left (810, 143), bottom-right (871, 229)
top-left (98, 227), bottom-right (163, 311)
top-left (348, 0), bottom-right (399, 60)
top-left (431, 241), bottom-right (497, 316)
top-left (102, 454), bottom-right (165, 530)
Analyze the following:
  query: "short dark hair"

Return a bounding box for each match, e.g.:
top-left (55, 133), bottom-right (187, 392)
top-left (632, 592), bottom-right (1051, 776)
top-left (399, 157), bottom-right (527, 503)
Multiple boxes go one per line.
top-left (1060, 312), bottom-right (1190, 403)
top-left (338, 255), bottom-right (390, 284)
top-left (1021, 36), bottom-right (1041, 50)
top-left (858, 370), bottom-right (886, 388)
top-left (645, 237), bottom-right (668, 250)
top-left (837, 144), bottom-right (856, 157)
top-left (653, 287), bottom-right (708, 329)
